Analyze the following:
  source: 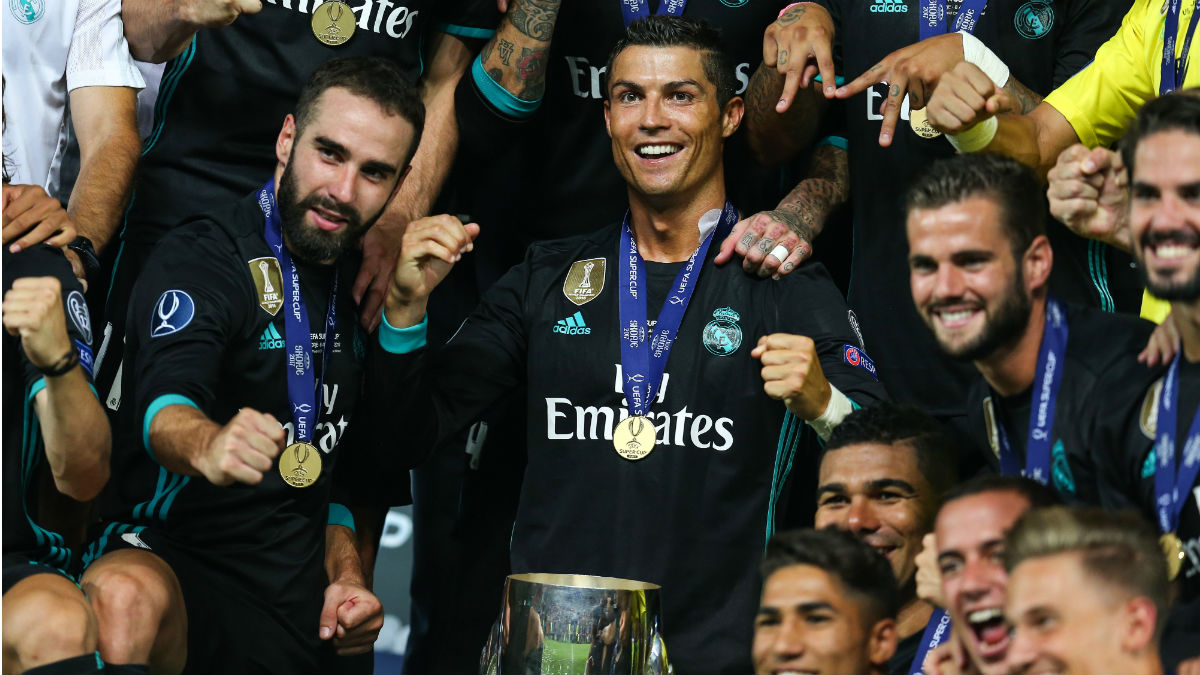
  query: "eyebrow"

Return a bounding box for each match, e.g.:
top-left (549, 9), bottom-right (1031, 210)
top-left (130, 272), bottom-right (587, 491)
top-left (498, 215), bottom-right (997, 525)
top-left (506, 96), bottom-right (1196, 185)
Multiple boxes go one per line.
top-left (313, 135), bottom-right (398, 176)
top-left (757, 601), bottom-right (835, 616)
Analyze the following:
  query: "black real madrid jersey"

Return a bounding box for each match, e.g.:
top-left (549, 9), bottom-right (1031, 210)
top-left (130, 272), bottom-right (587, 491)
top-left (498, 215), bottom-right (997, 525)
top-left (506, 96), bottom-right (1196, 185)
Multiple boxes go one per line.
top-left (374, 222), bottom-right (888, 674)
top-left (2, 246), bottom-right (96, 568)
top-left (813, 0), bottom-right (1136, 418)
top-left (965, 303), bottom-right (1154, 502)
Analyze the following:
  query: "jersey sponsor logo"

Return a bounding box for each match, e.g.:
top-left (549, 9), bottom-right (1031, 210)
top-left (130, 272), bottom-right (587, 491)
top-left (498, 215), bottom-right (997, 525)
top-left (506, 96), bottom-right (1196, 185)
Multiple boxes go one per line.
top-left (1139, 377), bottom-right (1165, 440)
top-left (74, 339), bottom-right (95, 376)
top-left (66, 290), bottom-right (93, 345)
top-left (248, 257), bottom-right (285, 316)
top-left (554, 311), bottom-right (592, 335)
top-left (870, 0), bottom-right (909, 13)
top-left (120, 532), bottom-right (151, 550)
top-left (702, 307), bottom-right (743, 356)
top-left (843, 344), bottom-right (878, 380)
top-left (848, 310), bottom-right (865, 349)
top-left (563, 57), bottom-right (752, 99)
top-left (150, 290), bottom-right (196, 338)
top-left (281, 383), bottom-right (349, 453)
top-left (564, 258), bottom-right (606, 306)
top-left (263, 0), bottom-right (420, 40)
top-left (1014, 0), bottom-right (1053, 39)
top-left (8, 0), bottom-right (43, 24)
top-left (258, 324), bottom-right (286, 350)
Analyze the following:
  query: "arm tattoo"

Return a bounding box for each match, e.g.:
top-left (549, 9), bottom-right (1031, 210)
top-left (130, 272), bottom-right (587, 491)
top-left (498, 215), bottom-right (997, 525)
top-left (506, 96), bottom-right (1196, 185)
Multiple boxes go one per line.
top-left (498, 38), bottom-right (515, 66)
top-left (516, 47), bottom-right (549, 99)
top-left (774, 144), bottom-right (849, 243)
top-left (778, 49), bottom-right (789, 66)
top-left (1003, 76), bottom-right (1043, 115)
top-left (508, 0), bottom-right (561, 42)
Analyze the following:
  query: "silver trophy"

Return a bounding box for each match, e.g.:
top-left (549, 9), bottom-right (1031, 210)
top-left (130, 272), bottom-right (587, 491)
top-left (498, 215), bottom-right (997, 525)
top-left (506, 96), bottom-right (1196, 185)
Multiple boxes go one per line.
top-left (480, 573), bottom-right (671, 675)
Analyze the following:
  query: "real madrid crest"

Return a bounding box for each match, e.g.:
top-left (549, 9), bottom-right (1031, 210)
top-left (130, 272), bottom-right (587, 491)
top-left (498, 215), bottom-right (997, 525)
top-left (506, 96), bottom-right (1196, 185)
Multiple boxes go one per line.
top-left (249, 257), bottom-right (285, 316)
top-left (702, 307), bottom-right (743, 356)
top-left (563, 258), bottom-right (606, 306)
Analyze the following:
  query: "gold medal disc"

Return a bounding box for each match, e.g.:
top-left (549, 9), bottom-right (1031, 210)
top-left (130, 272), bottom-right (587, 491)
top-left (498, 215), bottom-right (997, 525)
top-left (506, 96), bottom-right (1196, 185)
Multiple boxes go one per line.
top-left (312, 1), bottom-right (356, 46)
top-left (909, 107), bottom-right (943, 139)
top-left (1161, 532), bottom-right (1185, 581)
top-left (280, 442), bottom-right (323, 488)
top-left (613, 415), bottom-right (656, 461)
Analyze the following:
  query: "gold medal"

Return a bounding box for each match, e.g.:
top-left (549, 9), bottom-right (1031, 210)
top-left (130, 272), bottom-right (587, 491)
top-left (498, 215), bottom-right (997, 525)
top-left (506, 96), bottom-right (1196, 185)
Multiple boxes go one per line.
top-left (909, 107), bottom-right (943, 139)
top-left (613, 415), bottom-right (656, 461)
top-left (311, 1), bottom-right (356, 47)
top-left (1161, 532), bottom-right (1185, 581)
top-left (279, 442), bottom-right (323, 488)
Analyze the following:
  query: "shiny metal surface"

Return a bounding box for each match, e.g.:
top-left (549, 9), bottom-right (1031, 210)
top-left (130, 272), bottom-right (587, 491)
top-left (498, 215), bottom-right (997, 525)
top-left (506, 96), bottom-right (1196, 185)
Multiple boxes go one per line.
top-left (480, 573), bottom-right (671, 674)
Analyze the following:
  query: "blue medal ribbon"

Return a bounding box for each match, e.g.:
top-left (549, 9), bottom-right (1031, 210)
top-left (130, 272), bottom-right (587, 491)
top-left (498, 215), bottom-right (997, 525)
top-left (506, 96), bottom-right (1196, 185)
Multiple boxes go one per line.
top-left (993, 298), bottom-right (1068, 483)
top-left (920, 0), bottom-right (989, 41)
top-left (257, 179), bottom-right (339, 444)
top-left (618, 203), bottom-right (736, 416)
top-left (1161, 0), bottom-right (1200, 95)
top-left (1153, 353), bottom-right (1200, 535)
top-left (620, 0), bottom-right (688, 27)
top-left (910, 609), bottom-right (952, 674)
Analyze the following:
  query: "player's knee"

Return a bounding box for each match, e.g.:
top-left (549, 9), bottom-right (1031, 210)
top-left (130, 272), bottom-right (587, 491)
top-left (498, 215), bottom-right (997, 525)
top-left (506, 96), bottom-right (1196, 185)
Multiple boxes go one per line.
top-left (3, 584), bottom-right (98, 666)
top-left (87, 564), bottom-right (173, 629)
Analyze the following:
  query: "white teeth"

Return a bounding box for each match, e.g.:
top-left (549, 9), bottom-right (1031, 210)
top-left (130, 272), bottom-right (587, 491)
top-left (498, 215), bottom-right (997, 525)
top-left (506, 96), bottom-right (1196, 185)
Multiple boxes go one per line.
top-left (1155, 244), bottom-right (1194, 259)
top-left (638, 144), bottom-right (680, 157)
top-left (939, 310), bottom-right (974, 322)
top-left (967, 608), bottom-right (1004, 625)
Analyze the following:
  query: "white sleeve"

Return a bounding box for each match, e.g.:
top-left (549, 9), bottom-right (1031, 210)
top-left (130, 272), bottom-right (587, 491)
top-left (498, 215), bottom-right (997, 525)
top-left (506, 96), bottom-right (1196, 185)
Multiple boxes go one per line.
top-left (65, 0), bottom-right (144, 91)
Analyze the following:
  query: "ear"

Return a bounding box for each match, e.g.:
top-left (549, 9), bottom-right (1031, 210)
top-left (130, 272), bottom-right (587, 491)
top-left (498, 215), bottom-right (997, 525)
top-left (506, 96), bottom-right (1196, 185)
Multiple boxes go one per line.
top-left (277, 114), bottom-right (297, 169)
top-left (604, 99), bottom-right (613, 138)
top-left (1119, 596), bottom-right (1158, 654)
top-left (1022, 234), bottom-right (1053, 296)
top-left (722, 96), bottom-right (745, 138)
top-left (867, 617), bottom-right (898, 671)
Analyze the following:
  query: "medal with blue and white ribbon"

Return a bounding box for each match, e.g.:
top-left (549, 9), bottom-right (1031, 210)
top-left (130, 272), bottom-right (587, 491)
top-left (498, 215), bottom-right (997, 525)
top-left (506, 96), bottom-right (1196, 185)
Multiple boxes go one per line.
top-left (1154, 353), bottom-right (1200, 580)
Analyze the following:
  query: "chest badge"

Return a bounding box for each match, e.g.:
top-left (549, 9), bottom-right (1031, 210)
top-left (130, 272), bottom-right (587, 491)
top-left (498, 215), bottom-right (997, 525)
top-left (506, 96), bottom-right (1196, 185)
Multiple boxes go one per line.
top-left (249, 257), bottom-right (285, 316)
top-left (9, 0), bottom-right (44, 24)
top-left (563, 257), bottom-right (606, 306)
top-left (1014, 0), bottom-right (1054, 39)
top-left (702, 307), bottom-right (743, 356)
top-left (983, 396), bottom-right (1001, 460)
top-left (1140, 376), bottom-right (1165, 440)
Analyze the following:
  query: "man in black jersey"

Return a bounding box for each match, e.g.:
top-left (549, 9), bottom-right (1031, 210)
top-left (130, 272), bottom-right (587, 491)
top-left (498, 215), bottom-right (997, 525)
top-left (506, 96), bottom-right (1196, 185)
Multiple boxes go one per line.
top-left (1079, 91), bottom-right (1200, 674)
top-left (753, 528), bottom-right (899, 675)
top-left (1004, 508), bottom-right (1170, 675)
top-left (813, 403), bottom-right (957, 674)
top-left (905, 153), bottom-right (1155, 501)
top-left (2, 189), bottom-right (111, 675)
top-left (79, 57), bottom-right (424, 673)
top-left (376, 17), bottom-right (887, 673)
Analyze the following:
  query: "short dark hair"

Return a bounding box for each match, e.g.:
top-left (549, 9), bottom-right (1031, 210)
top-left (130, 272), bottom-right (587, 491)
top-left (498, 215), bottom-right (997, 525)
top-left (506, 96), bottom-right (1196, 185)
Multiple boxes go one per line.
top-left (906, 153), bottom-right (1047, 259)
top-left (940, 474), bottom-right (1063, 511)
top-left (605, 15), bottom-right (736, 108)
top-left (824, 402), bottom-right (960, 500)
top-left (1120, 88), bottom-right (1200, 175)
top-left (294, 56), bottom-right (425, 166)
top-left (763, 527), bottom-right (901, 628)
top-left (1004, 507), bottom-right (1170, 639)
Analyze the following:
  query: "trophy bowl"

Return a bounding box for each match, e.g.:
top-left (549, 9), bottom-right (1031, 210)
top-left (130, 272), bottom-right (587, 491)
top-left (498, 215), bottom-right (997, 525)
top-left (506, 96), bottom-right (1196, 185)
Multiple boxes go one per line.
top-left (480, 573), bottom-right (671, 674)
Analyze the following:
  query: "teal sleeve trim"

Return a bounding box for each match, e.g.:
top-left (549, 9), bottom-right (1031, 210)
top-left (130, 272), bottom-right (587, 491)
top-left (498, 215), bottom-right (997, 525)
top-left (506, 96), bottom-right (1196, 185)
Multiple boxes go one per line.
top-left (143, 394), bottom-right (199, 461)
top-left (380, 313), bottom-right (428, 354)
top-left (817, 135), bottom-right (848, 150)
top-left (850, 398), bottom-right (862, 411)
top-left (27, 378), bottom-right (47, 403)
top-left (328, 503), bottom-right (356, 533)
top-left (812, 74), bottom-right (847, 86)
top-left (435, 22), bottom-right (495, 39)
top-left (472, 55), bottom-right (541, 119)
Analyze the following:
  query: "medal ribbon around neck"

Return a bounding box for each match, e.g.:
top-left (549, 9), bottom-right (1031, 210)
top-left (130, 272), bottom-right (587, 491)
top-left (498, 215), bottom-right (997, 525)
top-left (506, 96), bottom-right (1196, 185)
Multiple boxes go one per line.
top-left (1154, 353), bottom-right (1200, 536)
top-left (617, 202), bottom-right (736, 420)
top-left (620, 0), bottom-right (688, 27)
top-left (993, 297), bottom-right (1068, 484)
top-left (919, 0), bottom-right (990, 40)
top-left (1162, 0), bottom-right (1200, 94)
top-left (911, 609), bottom-right (952, 675)
top-left (257, 180), bottom-right (340, 450)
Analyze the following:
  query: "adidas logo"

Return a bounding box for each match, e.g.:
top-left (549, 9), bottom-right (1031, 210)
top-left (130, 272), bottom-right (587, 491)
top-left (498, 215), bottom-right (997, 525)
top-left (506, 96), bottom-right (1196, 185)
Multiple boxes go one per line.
top-left (553, 312), bottom-right (591, 335)
top-left (258, 324), bottom-right (285, 350)
top-left (871, 0), bottom-right (908, 12)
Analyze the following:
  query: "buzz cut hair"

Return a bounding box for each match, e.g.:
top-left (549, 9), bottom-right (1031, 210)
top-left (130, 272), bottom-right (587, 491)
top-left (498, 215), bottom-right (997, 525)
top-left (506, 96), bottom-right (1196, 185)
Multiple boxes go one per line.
top-left (1004, 506), bottom-right (1170, 639)
top-left (294, 56), bottom-right (426, 166)
top-left (905, 153), bottom-right (1047, 260)
top-left (1120, 88), bottom-right (1200, 175)
top-left (605, 15), bottom-right (736, 108)
top-left (763, 527), bottom-right (901, 629)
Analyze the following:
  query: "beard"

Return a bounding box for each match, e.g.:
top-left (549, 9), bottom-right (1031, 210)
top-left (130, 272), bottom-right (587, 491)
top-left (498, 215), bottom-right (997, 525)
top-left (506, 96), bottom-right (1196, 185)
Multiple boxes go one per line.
top-left (931, 272), bottom-right (1033, 362)
top-left (1137, 230), bottom-right (1200, 301)
top-left (276, 160), bottom-right (378, 264)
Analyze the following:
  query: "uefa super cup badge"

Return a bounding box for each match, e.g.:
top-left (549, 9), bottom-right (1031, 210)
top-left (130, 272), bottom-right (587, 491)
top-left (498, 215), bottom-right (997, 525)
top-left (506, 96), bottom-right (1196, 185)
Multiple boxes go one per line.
top-left (702, 307), bottom-right (743, 356)
top-left (9, 0), bottom-right (44, 24)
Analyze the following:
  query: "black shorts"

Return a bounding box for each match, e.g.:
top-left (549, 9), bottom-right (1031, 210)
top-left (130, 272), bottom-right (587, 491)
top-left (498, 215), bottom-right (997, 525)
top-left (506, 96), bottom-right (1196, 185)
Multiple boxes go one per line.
top-left (85, 525), bottom-right (338, 674)
top-left (3, 552), bottom-right (74, 594)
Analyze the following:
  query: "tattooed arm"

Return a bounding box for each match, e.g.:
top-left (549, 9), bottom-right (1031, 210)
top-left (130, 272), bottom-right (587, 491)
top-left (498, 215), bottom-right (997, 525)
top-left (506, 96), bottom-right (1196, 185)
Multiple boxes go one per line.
top-left (478, 0), bottom-right (561, 102)
top-left (714, 143), bottom-right (849, 278)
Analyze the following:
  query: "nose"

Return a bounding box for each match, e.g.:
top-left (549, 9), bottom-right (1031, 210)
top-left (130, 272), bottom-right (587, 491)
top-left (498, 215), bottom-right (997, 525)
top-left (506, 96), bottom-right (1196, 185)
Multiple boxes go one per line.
top-left (959, 557), bottom-right (998, 599)
top-left (772, 614), bottom-right (807, 660)
top-left (932, 263), bottom-right (966, 301)
top-left (846, 495), bottom-right (880, 533)
top-left (639, 97), bottom-right (668, 131)
top-left (328, 165), bottom-right (356, 204)
top-left (1151, 192), bottom-right (1188, 229)
top-left (1005, 624), bottom-right (1035, 674)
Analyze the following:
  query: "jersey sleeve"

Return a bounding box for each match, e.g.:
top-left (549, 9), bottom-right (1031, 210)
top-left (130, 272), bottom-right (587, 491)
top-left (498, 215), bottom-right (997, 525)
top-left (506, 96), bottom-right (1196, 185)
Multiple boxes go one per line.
top-left (429, 0), bottom-right (500, 39)
top-left (65, 0), bottom-right (144, 91)
top-left (1042, 0), bottom-right (1154, 148)
top-left (1049, 0), bottom-right (1131, 87)
top-left (1078, 359), bottom-right (1162, 512)
top-left (129, 223), bottom-right (248, 456)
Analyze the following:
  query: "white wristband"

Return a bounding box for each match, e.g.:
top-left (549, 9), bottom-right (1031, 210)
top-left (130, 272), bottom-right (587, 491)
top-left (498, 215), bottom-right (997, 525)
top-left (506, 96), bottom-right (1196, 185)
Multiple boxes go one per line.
top-left (958, 31), bottom-right (1010, 87)
top-left (946, 115), bottom-right (998, 153)
top-left (806, 383), bottom-right (854, 442)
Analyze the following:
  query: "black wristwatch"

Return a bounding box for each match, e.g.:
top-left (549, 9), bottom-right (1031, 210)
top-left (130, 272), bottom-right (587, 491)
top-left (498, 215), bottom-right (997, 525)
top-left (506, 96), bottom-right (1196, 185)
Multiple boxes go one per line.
top-left (67, 236), bottom-right (100, 280)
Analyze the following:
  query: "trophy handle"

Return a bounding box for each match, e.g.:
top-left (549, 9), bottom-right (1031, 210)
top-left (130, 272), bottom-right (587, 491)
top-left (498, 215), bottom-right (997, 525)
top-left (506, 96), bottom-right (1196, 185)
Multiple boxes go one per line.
top-left (479, 617), bottom-right (502, 674)
top-left (645, 630), bottom-right (671, 675)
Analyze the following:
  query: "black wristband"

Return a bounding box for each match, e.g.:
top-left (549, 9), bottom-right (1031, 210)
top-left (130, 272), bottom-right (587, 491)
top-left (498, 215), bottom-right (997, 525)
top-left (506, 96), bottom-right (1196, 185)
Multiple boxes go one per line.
top-left (67, 236), bottom-right (101, 279)
top-left (38, 349), bottom-right (79, 377)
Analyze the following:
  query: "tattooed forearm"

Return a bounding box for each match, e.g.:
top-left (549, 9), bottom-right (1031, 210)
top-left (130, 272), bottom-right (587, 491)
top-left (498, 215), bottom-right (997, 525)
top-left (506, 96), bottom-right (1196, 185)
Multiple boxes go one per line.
top-left (498, 39), bottom-right (514, 66)
top-left (775, 144), bottom-right (849, 241)
top-left (1003, 76), bottom-right (1043, 115)
top-left (480, 0), bottom-right (562, 99)
top-left (516, 47), bottom-right (548, 99)
top-left (508, 0), bottom-right (561, 42)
